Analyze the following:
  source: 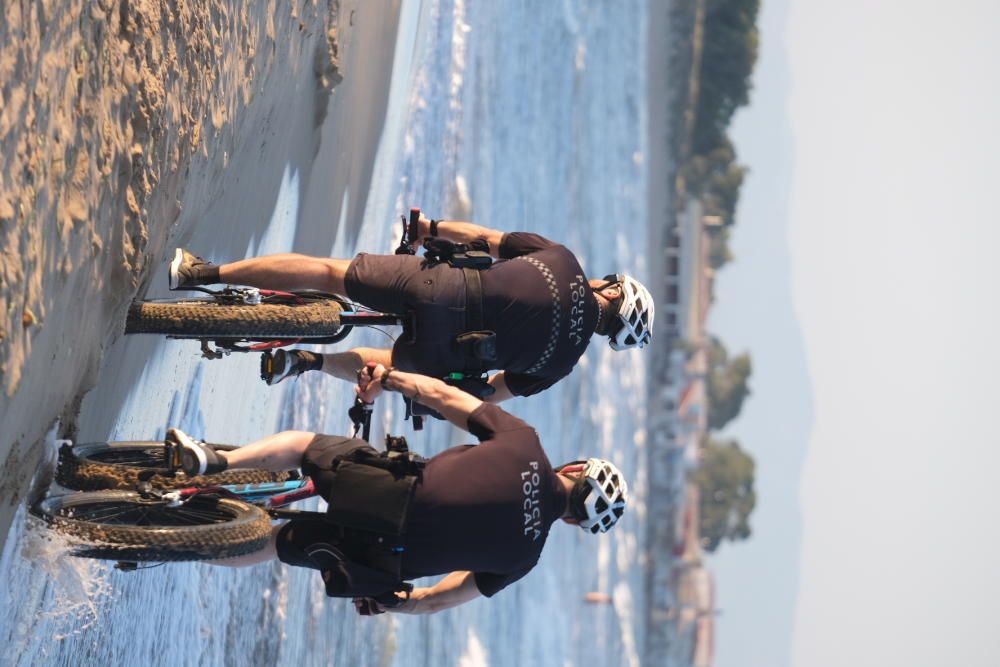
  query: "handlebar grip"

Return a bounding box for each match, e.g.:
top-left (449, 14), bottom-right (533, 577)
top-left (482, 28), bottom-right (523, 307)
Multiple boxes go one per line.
top-left (408, 208), bottom-right (421, 243)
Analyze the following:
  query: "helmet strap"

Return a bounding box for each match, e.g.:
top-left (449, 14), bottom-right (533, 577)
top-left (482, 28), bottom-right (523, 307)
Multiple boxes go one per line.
top-left (568, 477), bottom-right (592, 522)
top-left (592, 288), bottom-right (623, 337)
top-left (556, 461), bottom-right (590, 521)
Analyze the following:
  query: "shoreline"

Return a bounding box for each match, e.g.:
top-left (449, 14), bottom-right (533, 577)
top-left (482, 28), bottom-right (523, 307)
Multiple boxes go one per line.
top-left (645, 0), bottom-right (708, 662)
top-left (644, 0), bottom-right (679, 657)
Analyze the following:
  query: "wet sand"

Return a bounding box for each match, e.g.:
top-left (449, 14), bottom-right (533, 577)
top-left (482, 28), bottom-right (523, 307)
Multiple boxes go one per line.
top-left (0, 0), bottom-right (403, 553)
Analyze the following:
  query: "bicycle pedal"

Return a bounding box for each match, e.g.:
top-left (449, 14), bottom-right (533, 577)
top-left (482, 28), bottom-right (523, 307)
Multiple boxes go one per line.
top-left (164, 438), bottom-right (182, 472)
top-left (259, 350), bottom-right (274, 381)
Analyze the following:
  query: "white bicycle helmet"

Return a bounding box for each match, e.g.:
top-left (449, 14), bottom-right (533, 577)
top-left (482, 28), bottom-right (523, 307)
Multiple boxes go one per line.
top-left (563, 458), bottom-right (629, 534)
top-left (602, 273), bottom-right (654, 351)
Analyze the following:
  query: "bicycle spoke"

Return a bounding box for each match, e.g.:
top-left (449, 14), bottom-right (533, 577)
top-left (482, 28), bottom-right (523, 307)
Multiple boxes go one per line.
top-left (62, 501), bottom-right (223, 527)
top-left (70, 504), bottom-right (148, 523)
top-left (89, 448), bottom-right (165, 467)
top-left (172, 505), bottom-right (235, 525)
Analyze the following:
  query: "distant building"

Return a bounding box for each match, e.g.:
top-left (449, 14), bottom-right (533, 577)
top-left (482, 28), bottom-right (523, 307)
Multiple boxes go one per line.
top-left (690, 568), bottom-right (716, 667)
top-left (646, 200), bottom-right (722, 667)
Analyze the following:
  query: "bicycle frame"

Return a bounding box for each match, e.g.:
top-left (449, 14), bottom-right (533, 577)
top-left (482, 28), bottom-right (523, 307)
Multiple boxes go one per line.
top-left (173, 478), bottom-right (316, 509)
top-left (164, 393), bottom-right (373, 513)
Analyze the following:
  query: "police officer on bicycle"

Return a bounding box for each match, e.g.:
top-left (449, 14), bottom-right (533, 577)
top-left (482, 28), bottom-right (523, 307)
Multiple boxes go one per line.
top-left (168, 215), bottom-right (654, 402)
top-left (174, 364), bottom-right (629, 614)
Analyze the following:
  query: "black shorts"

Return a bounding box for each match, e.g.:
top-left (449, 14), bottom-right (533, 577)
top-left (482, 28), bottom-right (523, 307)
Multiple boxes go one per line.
top-left (344, 253), bottom-right (470, 376)
top-left (300, 434), bottom-right (373, 500)
top-left (275, 435), bottom-right (376, 569)
top-left (275, 519), bottom-right (342, 570)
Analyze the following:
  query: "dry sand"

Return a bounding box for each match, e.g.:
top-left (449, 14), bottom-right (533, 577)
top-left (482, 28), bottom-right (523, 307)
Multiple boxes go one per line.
top-left (0, 0), bottom-right (402, 551)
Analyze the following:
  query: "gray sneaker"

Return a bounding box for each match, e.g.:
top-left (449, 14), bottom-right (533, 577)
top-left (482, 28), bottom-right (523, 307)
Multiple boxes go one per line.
top-left (167, 428), bottom-right (228, 476)
top-left (168, 248), bottom-right (216, 291)
top-left (260, 349), bottom-right (316, 386)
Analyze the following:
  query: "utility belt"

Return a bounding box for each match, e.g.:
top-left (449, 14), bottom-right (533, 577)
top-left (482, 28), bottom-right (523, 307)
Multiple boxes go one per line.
top-left (409, 237), bottom-right (500, 424)
top-left (314, 436), bottom-right (426, 600)
top-left (422, 236), bottom-right (498, 372)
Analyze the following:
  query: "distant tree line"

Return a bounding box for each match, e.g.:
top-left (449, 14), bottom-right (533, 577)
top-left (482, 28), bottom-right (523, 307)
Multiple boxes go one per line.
top-left (693, 0), bottom-right (760, 155)
top-left (682, 0), bottom-right (760, 266)
top-left (706, 336), bottom-right (752, 431)
top-left (691, 436), bottom-right (756, 552)
top-left (692, 337), bottom-right (756, 553)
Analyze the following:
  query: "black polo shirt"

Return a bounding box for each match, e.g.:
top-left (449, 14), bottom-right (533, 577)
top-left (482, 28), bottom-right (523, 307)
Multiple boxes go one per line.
top-left (480, 232), bottom-right (600, 396)
top-left (400, 404), bottom-right (568, 596)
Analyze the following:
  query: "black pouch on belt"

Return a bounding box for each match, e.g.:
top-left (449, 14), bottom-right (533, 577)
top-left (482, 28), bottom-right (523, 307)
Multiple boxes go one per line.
top-left (325, 459), bottom-right (417, 537)
top-left (422, 237), bottom-right (492, 269)
top-left (319, 449), bottom-right (422, 598)
top-left (453, 330), bottom-right (497, 365)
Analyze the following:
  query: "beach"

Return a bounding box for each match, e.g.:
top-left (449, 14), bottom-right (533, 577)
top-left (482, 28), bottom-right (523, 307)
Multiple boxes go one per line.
top-left (0, 0), bottom-right (401, 555)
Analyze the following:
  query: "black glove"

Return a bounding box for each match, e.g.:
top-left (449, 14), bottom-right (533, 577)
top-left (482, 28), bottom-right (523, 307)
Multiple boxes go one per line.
top-left (352, 590), bottom-right (409, 616)
top-left (352, 597), bottom-right (385, 616)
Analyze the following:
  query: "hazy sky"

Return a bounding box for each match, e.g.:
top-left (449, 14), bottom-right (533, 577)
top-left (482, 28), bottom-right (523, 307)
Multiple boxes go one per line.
top-left (710, 1), bottom-right (1000, 666)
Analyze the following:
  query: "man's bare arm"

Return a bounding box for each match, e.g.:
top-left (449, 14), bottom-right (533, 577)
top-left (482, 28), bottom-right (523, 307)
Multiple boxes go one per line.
top-left (357, 366), bottom-right (484, 430)
top-left (391, 571), bottom-right (481, 615)
top-left (485, 372), bottom-right (514, 403)
top-left (418, 216), bottom-right (505, 258)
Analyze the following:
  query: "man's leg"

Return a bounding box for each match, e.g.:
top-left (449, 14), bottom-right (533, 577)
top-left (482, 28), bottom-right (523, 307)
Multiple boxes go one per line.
top-left (320, 347), bottom-right (394, 380)
top-left (262, 347), bottom-right (394, 385)
top-left (218, 254), bottom-right (352, 293)
top-left (219, 430), bottom-right (317, 471)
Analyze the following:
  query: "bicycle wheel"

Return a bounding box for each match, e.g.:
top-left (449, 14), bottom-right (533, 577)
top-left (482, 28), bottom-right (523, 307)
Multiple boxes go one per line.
top-left (57, 441), bottom-right (294, 491)
top-left (33, 490), bottom-right (272, 561)
top-left (124, 297), bottom-right (343, 339)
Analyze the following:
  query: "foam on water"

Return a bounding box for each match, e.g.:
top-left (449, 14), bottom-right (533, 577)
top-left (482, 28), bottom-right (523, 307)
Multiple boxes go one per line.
top-left (458, 627), bottom-right (489, 667)
top-left (1, 507), bottom-right (115, 656)
top-left (614, 580), bottom-right (642, 667)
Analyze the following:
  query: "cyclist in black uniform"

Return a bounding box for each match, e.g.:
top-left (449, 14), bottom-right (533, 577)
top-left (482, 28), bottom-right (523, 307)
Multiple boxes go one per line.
top-left (168, 215), bottom-right (655, 401)
top-left (174, 364), bottom-right (629, 614)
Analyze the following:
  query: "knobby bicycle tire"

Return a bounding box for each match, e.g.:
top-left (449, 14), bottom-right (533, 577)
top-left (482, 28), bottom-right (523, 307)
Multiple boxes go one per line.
top-left (125, 298), bottom-right (343, 338)
top-left (57, 441), bottom-right (294, 491)
top-left (34, 491), bottom-right (272, 561)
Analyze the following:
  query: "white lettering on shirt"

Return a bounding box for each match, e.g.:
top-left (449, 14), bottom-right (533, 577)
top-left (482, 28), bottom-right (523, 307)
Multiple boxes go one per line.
top-left (520, 461), bottom-right (543, 541)
top-left (567, 275), bottom-right (588, 347)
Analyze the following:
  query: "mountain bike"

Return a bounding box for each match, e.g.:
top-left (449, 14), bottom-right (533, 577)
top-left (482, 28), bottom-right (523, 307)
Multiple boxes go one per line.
top-left (32, 399), bottom-right (384, 568)
top-left (124, 209), bottom-right (423, 360)
top-left (125, 207), bottom-right (492, 428)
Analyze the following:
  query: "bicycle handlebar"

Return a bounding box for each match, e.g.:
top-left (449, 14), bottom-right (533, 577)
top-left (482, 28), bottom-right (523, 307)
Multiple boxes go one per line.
top-left (349, 396), bottom-right (373, 442)
top-left (408, 207), bottom-right (421, 245)
top-left (395, 207), bottom-right (421, 255)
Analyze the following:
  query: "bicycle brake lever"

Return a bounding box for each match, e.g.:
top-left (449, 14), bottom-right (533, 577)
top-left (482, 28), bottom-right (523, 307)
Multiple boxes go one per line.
top-left (348, 397), bottom-right (373, 441)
